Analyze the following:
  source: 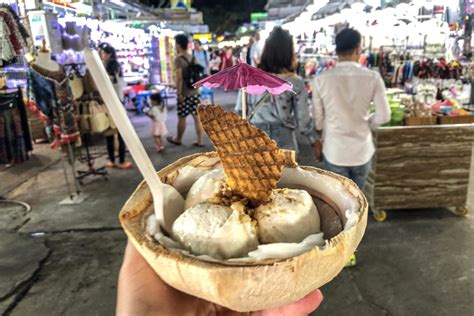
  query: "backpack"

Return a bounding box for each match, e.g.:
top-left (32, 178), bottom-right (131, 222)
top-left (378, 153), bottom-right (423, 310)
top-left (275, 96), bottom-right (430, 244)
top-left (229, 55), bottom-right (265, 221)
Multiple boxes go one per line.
top-left (180, 55), bottom-right (205, 89)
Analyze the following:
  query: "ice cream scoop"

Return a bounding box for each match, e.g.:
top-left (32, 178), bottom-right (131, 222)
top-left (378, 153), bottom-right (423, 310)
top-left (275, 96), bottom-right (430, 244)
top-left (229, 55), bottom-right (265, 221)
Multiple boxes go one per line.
top-left (255, 189), bottom-right (320, 244)
top-left (172, 202), bottom-right (259, 260)
top-left (185, 169), bottom-right (225, 210)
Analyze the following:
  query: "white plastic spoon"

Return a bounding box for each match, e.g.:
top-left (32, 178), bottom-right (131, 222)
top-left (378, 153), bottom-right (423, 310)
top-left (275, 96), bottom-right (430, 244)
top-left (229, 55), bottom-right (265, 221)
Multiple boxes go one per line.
top-left (84, 48), bottom-right (175, 234)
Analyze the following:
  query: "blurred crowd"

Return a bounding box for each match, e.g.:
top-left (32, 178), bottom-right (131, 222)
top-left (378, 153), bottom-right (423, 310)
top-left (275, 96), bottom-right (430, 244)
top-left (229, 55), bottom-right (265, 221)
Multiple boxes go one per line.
top-left (192, 32), bottom-right (264, 74)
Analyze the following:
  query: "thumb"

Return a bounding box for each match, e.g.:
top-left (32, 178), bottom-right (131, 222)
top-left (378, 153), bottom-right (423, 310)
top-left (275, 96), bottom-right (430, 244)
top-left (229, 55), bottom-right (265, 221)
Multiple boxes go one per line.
top-left (254, 289), bottom-right (323, 316)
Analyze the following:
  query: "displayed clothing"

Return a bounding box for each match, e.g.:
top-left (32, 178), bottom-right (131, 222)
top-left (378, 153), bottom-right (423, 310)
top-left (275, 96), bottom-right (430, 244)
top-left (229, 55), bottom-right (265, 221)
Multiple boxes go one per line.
top-left (413, 59), bottom-right (463, 80)
top-left (61, 21), bottom-right (87, 52)
top-left (0, 89), bottom-right (32, 164)
top-left (312, 61), bottom-right (391, 166)
top-left (0, 4), bottom-right (28, 66)
top-left (27, 64), bottom-right (80, 148)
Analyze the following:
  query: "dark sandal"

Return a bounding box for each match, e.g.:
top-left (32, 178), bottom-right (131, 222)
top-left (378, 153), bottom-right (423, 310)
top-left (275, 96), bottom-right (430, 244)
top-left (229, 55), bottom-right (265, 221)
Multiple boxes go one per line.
top-left (167, 136), bottom-right (182, 145)
top-left (193, 143), bottom-right (205, 147)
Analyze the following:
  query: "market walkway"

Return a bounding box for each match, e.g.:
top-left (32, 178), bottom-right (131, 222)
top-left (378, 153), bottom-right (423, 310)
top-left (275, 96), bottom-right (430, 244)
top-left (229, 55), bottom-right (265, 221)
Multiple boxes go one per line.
top-left (0, 90), bottom-right (473, 316)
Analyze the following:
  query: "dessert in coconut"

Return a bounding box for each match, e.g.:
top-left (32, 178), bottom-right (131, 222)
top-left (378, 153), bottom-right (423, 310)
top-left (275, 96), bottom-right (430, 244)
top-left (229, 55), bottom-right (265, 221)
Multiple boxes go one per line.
top-left (120, 105), bottom-right (368, 312)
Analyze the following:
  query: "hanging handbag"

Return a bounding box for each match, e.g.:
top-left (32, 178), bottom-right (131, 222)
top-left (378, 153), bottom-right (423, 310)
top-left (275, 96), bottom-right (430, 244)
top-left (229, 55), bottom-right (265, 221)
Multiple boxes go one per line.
top-left (88, 100), bottom-right (110, 133)
top-left (68, 73), bottom-right (84, 100)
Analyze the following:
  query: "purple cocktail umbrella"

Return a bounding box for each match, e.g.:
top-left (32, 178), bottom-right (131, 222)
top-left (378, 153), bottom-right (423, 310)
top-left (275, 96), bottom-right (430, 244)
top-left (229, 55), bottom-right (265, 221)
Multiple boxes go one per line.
top-left (194, 61), bottom-right (293, 118)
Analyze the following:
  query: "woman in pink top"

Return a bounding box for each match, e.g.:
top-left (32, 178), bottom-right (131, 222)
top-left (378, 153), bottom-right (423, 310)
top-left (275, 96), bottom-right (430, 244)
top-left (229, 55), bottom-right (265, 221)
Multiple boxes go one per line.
top-left (220, 47), bottom-right (234, 71)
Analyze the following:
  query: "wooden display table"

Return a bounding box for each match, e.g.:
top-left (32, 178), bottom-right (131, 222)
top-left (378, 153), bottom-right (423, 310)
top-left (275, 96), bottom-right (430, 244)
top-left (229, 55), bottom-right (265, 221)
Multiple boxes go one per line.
top-left (365, 124), bottom-right (474, 221)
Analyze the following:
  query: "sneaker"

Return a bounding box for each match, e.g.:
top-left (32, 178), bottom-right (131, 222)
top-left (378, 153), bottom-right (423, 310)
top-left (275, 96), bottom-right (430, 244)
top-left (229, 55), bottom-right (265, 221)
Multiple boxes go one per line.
top-left (118, 161), bottom-right (133, 169)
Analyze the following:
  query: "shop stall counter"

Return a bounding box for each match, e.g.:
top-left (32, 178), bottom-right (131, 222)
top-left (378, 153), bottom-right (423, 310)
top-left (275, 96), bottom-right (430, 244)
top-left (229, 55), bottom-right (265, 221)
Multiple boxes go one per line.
top-left (365, 124), bottom-right (474, 221)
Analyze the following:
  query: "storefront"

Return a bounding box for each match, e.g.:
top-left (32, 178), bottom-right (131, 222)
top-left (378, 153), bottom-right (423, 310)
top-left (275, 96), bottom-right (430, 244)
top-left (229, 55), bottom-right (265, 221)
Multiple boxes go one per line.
top-left (276, 0), bottom-right (474, 220)
top-left (0, 0), bottom-right (182, 202)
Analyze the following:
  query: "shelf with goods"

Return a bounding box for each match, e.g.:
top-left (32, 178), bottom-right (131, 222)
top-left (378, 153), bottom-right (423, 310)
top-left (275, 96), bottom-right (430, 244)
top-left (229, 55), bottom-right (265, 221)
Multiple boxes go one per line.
top-left (116, 44), bottom-right (152, 85)
top-left (149, 35), bottom-right (176, 88)
top-left (286, 0), bottom-right (474, 221)
top-left (365, 61), bottom-right (474, 222)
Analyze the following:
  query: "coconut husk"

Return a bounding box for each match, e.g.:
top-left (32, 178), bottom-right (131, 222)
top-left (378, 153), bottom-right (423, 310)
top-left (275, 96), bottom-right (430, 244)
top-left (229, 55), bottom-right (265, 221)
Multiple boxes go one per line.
top-left (120, 151), bottom-right (368, 312)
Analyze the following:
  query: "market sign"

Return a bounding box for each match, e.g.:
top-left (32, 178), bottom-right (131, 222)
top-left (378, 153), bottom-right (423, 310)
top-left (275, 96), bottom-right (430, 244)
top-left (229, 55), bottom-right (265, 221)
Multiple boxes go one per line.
top-left (171, 0), bottom-right (192, 9)
top-left (193, 33), bottom-right (212, 43)
top-left (251, 12), bottom-right (268, 23)
top-left (70, 1), bottom-right (93, 15)
top-left (43, 0), bottom-right (93, 15)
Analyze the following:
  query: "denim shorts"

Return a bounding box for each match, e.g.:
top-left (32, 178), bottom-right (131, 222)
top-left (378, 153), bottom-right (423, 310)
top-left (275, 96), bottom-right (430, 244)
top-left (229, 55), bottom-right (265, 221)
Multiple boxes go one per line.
top-left (252, 122), bottom-right (298, 152)
top-left (323, 157), bottom-right (372, 190)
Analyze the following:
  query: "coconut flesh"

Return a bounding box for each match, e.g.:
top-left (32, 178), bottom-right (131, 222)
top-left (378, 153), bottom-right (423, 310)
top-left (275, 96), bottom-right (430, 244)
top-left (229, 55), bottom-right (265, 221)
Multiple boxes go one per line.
top-left (146, 164), bottom-right (360, 263)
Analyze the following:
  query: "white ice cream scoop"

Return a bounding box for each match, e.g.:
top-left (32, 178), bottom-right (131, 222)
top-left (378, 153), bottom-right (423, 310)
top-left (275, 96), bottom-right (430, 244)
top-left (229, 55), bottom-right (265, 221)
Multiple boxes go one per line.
top-left (185, 169), bottom-right (225, 210)
top-left (172, 202), bottom-right (259, 260)
top-left (255, 189), bottom-right (320, 244)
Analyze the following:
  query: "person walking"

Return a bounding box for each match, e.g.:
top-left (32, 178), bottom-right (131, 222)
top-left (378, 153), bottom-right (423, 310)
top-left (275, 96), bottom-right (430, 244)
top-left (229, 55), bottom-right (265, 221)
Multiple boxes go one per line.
top-left (246, 37), bottom-right (255, 65)
top-left (250, 32), bottom-right (263, 67)
top-left (236, 27), bottom-right (319, 156)
top-left (167, 34), bottom-right (204, 147)
top-left (220, 47), bottom-right (235, 71)
top-left (311, 28), bottom-right (391, 190)
top-left (193, 39), bottom-right (209, 76)
top-left (209, 51), bottom-right (221, 75)
top-left (145, 93), bottom-right (167, 152)
top-left (98, 43), bottom-right (133, 169)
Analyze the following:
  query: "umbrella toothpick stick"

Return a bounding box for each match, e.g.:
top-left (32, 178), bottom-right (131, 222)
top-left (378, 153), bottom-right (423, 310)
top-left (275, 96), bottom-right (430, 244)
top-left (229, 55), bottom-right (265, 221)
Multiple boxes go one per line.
top-left (241, 88), bottom-right (247, 119)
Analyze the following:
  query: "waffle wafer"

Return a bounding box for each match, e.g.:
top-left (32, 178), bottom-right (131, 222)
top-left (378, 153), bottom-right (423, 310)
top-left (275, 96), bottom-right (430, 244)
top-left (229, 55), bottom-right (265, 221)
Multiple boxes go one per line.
top-left (198, 105), bottom-right (285, 205)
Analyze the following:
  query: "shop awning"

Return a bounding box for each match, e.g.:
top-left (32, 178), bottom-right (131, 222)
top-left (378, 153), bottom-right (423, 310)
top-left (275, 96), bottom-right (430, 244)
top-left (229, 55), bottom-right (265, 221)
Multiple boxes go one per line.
top-left (311, 0), bottom-right (354, 20)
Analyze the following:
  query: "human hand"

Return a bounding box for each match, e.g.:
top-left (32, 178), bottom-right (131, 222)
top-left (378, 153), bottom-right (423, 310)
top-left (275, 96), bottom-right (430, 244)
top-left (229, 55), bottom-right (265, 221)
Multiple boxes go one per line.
top-left (314, 139), bottom-right (323, 162)
top-left (117, 241), bottom-right (323, 316)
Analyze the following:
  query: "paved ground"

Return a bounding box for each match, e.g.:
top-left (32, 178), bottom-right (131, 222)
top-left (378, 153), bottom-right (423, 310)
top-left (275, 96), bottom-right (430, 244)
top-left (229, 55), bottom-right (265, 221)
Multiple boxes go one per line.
top-left (0, 90), bottom-right (473, 316)
top-left (0, 143), bottom-right (62, 197)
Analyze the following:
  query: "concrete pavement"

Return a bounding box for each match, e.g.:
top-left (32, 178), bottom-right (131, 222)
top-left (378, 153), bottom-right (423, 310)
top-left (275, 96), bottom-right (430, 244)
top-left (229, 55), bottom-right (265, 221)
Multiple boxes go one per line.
top-left (0, 90), bottom-right (473, 316)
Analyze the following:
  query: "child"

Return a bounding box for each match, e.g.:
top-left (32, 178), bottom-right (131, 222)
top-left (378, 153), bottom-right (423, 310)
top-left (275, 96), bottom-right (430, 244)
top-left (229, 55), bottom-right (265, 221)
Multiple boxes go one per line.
top-left (146, 93), bottom-right (168, 152)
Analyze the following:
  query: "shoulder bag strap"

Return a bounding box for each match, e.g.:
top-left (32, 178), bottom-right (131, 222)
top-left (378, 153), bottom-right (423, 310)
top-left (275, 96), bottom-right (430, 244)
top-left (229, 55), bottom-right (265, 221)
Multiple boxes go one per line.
top-left (179, 55), bottom-right (190, 65)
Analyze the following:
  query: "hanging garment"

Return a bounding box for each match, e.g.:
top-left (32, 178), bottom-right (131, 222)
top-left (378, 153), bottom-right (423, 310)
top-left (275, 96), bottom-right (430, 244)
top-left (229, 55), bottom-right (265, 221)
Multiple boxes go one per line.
top-left (0, 4), bottom-right (28, 40)
top-left (397, 64), bottom-right (404, 85)
top-left (62, 22), bottom-right (87, 52)
top-left (403, 62), bottom-right (411, 83)
top-left (27, 64), bottom-right (80, 148)
top-left (0, 89), bottom-right (31, 164)
top-left (391, 64), bottom-right (400, 86)
top-left (367, 53), bottom-right (374, 68)
top-left (0, 5), bottom-right (28, 65)
top-left (15, 88), bottom-right (32, 152)
top-left (0, 20), bottom-right (16, 65)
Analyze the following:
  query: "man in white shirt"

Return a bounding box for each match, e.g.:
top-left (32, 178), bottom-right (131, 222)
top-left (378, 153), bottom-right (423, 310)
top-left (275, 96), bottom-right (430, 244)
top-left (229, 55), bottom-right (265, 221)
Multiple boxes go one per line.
top-left (193, 39), bottom-right (209, 75)
top-left (312, 28), bottom-right (391, 190)
top-left (250, 32), bottom-right (263, 67)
